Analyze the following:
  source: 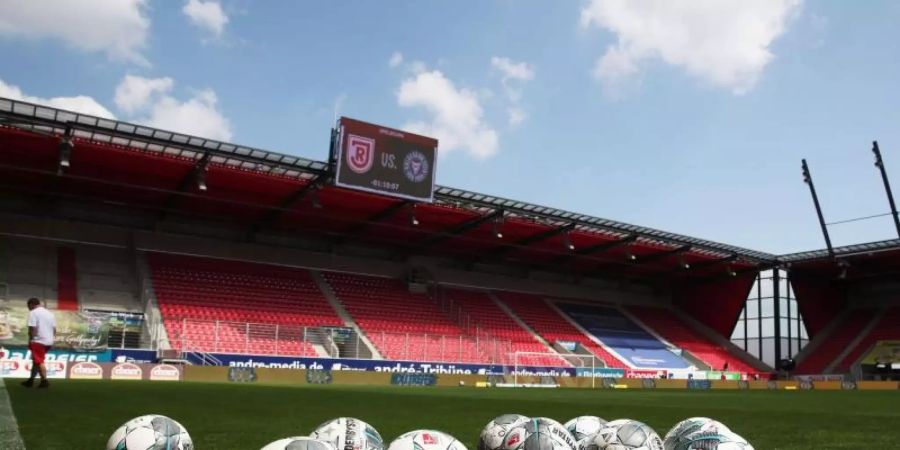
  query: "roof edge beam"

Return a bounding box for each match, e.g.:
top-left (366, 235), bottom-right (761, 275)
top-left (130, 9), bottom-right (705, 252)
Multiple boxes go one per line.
top-left (637, 244), bottom-right (692, 264)
top-left (246, 176), bottom-right (322, 239)
top-left (335, 200), bottom-right (412, 245)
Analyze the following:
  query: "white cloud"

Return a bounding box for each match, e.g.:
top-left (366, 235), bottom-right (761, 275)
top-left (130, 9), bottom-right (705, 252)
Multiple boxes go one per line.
top-left (142, 90), bottom-right (232, 141)
top-left (114, 75), bottom-right (174, 114)
top-left (0, 75), bottom-right (232, 141)
top-left (0, 78), bottom-right (115, 119)
top-left (581, 0), bottom-right (802, 94)
top-left (409, 61), bottom-right (428, 75)
top-left (397, 70), bottom-right (499, 160)
top-left (490, 56), bottom-right (535, 125)
top-left (113, 75), bottom-right (232, 141)
top-left (508, 107), bottom-right (526, 127)
top-left (490, 57), bottom-right (535, 83)
top-left (0, 0), bottom-right (150, 65)
top-left (183, 0), bottom-right (229, 38)
top-left (389, 52), bottom-right (404, 68)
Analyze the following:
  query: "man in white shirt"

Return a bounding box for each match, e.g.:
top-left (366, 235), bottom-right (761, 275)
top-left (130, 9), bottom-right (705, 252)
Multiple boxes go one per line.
top-left (22, 298), bottom-right (56, 388)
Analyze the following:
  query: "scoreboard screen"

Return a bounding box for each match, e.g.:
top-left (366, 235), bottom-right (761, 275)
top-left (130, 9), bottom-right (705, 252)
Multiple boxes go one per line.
top-left (334, 117), bottom-right (438, 203)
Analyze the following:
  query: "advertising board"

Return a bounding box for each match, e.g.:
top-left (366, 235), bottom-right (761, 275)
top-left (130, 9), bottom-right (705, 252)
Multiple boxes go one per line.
top-left (334, 117), bottom-right (438, 202)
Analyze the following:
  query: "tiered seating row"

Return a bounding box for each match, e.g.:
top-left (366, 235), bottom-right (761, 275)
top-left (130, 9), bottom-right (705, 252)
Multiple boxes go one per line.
top-left (496, 292), bottom-right (628, 369)
top-left (628, 306), bottom-right (758, 373)
top-left (795, 309), bottom-right (873, 374)
top-left (148, 253), bottom-right (343, 356)
top-left (445, 289), bottom-right (569, 367)
top-left (323, 272), bottom-right (488, 364)
top-left (837, 307), bottom-right (900, 370)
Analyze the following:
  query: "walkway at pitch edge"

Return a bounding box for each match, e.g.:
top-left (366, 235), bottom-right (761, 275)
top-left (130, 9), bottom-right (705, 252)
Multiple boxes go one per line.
top-left (0, 380), bottom-right (27, 450)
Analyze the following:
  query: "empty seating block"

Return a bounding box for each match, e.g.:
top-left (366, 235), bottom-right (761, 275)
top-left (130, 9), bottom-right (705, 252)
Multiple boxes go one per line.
top-left (795, 309), bottom-right (873, 374)
top-left (496, 292), bottom-right (628, 369)
top-left (323, 272), bottom-right (487, 364)
top-left (148, 253), bottom-right (343, 356)
top-left (445, 289), bottom-right (569, 367)
top-left (629, 306), bottom-right (757, 373)
top-left (837, 307), bottom-right (900, 371)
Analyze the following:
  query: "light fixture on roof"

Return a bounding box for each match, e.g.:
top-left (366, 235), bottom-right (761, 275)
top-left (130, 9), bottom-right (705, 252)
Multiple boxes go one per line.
top-left (726, 266), bottom-right (737, 277)
top-left (196, 169), bottom-right (208, 192)
top-left (678, 255), bottom-right (691, 270)
top-left (562, 232), bottom-right (575, 251)
top-left (624, 248), bottom-right (637, 262)
top-left (837, 260), bottom-right (849, 279)
top-left (492, 215), bottom-right (503, 239)
top-left (410, 204), bottom-right (419, 226)
top-left (57, 127), bottom-right (74, 173)
top-left (309, 187), bottom-right (323, 209)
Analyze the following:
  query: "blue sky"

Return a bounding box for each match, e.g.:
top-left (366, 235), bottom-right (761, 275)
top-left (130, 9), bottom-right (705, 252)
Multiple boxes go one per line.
top-left (1, 0), bottom-right (899, 254)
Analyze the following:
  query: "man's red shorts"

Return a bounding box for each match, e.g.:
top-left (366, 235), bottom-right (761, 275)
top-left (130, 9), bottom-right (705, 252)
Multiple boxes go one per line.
top-left (28, 342), bottom-right (51, 365)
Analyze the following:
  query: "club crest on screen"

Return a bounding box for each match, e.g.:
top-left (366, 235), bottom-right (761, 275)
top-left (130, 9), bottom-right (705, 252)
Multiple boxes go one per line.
top-left (347, 134), bottom-right (375, 174)
top-left (403, 151), bottom-right (429, 183)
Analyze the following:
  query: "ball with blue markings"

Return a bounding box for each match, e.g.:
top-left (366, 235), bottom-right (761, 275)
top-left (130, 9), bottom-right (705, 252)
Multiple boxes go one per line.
top-left (663, 418), bottom-right (753, 450)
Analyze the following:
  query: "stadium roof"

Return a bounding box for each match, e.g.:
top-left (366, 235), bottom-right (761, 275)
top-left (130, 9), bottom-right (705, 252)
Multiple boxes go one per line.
top-left (779, 238), bottom-right (900, 262)
top-left (778, 238), bottom-right (900, 282)
top-left (5, 96), bottom-right (895, 283)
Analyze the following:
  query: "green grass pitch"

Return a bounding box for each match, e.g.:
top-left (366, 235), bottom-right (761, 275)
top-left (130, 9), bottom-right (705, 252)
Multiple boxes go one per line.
top-left (6, 379), bottom-right (900, 449)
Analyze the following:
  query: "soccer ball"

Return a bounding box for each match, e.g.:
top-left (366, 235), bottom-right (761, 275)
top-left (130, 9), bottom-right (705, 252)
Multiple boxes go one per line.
top-left (479, 414), bottom-right (529, 450)
top-left (663, 418), bottom-right (752, 450)
top-left (261, 437), bottom-right (338, 450)
top-left (106, 414), bottom-right (193, 450)
top-left (564, 416), bottom-right (607, 441)
top-left (310, 417), bottom-right (385, 450)
top-left (389, 430), bottom-right (468, 450)
top-left (502, 417), bottom-right (577, 450)
top-left (590, 419), bottom-right (663, 450)
top-left (663, 418), bottom-right (727, 442)
top-left (664, 430), bottom-right (753, 450)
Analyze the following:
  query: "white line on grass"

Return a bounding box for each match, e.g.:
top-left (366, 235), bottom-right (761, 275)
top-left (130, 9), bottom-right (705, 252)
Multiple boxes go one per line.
top-left (0, 380), bottom-right (26, 450)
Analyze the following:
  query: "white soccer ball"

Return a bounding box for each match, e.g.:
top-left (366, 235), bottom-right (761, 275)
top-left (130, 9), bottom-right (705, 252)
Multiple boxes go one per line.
top-left (261, 436), bottom-right (337, 450)
top-left (590, 419), bottom-right (663, 450)
top-left (663, 418), bottom-right (730, 450)
top-left (479, 414), bottom-right (529, 450)
top-left (106, 414), bottom-right (193, 450)
top-left (502, 417), bottom-right (577, 450)
top-left (311, 417), bottom-right (385, 450)
top-left (389, 430), bottom-right (468, 450)
top-left (663, 418), bottom-right (727, 440)
top-left (564, 416), bottom-right (607, 441)
top-left (663, 418), bottom-right (752, 450)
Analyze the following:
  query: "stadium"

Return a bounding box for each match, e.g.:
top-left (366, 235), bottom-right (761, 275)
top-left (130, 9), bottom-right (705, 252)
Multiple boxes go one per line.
top-left (0, 93), bottom-right (898, 449)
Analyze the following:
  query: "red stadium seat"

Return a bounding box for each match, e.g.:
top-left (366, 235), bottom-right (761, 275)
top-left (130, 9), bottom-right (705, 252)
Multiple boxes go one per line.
top-left (795, 309), bottom-right (873, 374)
top-left (836, 307), bottom-right (900, 371)
top-left (148, 253), bottom-right (344, 357)
top-left (444, 289), bottom-right (569, 367)
top-left (322, 272), bottom-right (489, 364)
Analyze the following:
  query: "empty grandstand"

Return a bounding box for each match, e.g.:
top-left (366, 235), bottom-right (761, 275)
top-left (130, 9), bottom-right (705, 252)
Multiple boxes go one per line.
top-left (0, 97), bottom-right (898, 382)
